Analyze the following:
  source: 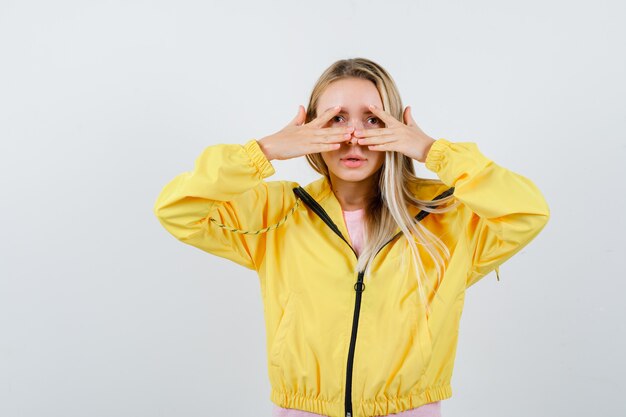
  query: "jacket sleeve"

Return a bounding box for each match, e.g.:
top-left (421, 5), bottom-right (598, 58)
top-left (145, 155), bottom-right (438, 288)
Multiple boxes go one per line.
top-left (153, 138), bottom-right (287, 271)
top-left (424, 138), bottom-right (550, 288)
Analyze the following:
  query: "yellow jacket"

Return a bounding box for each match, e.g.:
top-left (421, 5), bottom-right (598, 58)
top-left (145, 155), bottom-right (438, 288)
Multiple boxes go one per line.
top-left (153, 138), bottom-right (550, 417)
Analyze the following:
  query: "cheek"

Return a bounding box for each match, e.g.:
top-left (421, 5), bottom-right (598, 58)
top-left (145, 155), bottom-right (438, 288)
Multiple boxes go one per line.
top-left (370, 153), bottom-right (386, 172)
top-left (320, 149), bottom-right (339, 164)
top-left (369, 150), bottom-right (385, 165)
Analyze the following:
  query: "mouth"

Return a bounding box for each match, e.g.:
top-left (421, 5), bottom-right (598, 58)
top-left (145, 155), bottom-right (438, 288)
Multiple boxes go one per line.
top-left (340, 158), bottom-right (367, 168)
top-left (340, 155), bottom-right (367, 162)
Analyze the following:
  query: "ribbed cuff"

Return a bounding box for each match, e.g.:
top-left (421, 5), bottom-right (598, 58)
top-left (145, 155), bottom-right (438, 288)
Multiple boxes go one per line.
top-left (424, 138), bottom-right (452, 173)
top-left (243, 139), bottom-right (275, 179)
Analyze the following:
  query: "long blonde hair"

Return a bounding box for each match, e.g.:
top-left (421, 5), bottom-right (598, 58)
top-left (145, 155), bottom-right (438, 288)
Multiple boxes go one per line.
top-left (304, 57), bottom-right (460, 314)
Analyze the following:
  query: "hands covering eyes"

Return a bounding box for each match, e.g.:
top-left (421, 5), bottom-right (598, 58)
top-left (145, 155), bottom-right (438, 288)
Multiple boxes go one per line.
top-left (257, 104), bottom-right (436, 163)
top-left (352, 104), bottom-right (436, 163)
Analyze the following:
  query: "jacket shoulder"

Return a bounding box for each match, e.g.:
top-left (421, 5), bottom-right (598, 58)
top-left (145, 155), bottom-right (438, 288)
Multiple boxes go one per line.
top-left (407, 177), bottom-right (453, 201)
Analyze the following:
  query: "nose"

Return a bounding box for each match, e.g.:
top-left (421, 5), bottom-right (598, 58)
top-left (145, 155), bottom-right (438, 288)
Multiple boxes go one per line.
top-left (344, 122), bottom-right (364, 145)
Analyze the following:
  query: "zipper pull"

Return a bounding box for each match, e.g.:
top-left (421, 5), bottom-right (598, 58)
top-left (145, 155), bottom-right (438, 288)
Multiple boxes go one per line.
top-left (346, 412), bottom-right (351, 417)
top-left (354, 271), bottom-right (365, 293)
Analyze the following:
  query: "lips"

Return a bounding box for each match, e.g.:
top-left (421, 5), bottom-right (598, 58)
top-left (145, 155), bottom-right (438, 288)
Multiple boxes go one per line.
top-left (340, 153), bottom-right (367, 168)
top-left (341, 154), bottom-right (366, 161)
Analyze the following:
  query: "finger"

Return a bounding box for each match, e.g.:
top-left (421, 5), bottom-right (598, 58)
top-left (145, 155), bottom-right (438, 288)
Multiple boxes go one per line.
top-left (310, 142), bottom-right (342, 153)
top-left (357, 135), bottom-right (394, 145)
top-left (367, 141), bottom-right (394, 151)
top-left (353, 128), bottom-right (393, 137)
top-left (314, 126), bottom-right (355, 136)
top-left (310, 105), bottom-right (342, 128)
top-left (317, 132), bottom-right (355, 143)
top-left (364, 138), bottom-right (396, 150)
top-left (403, 106), bottom-right (413, 126)
top-left (405, 106), bottom-right (417, 127)
top-left (289, 105), bottom-right (306, 126)
top-left (368, 104), bottom-right (397, 127)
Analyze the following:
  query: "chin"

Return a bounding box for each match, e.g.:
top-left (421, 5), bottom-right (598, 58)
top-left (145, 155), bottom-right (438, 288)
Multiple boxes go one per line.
top-left (335, 169), bottom-right (375, 182)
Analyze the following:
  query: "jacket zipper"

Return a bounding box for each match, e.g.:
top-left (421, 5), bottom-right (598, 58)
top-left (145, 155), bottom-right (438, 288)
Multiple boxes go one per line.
top-left (292, 186), bottom-right (454, 417)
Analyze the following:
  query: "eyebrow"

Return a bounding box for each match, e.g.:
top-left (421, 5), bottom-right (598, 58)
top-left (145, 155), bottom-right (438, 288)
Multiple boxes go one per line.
top-left (324, 106), bottom-right (375, 114)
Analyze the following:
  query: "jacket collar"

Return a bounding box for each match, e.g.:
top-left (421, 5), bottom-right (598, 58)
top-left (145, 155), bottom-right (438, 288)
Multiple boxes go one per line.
top-left (296, 175), bottom-right (454, 240)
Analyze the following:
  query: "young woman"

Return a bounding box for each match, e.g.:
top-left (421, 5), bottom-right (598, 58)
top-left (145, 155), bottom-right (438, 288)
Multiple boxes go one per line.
top-left (153, 58), bottom-right (550, 417)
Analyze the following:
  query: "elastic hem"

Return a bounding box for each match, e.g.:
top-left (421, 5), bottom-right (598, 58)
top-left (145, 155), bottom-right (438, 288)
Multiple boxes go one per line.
top-left (270, 384), bottom-right (453, 417)
top-left (243, 138), bottom-right (275, 179)
top-left (270, 389), bottom-right (340, 416)
top-left (424, 138), bottom-right (452, 173)
top-left (359, 384), bottom-right (453, 417)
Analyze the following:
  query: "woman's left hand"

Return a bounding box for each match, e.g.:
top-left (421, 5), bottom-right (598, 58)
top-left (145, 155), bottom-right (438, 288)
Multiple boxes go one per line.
top-left (355, 104), bottom-right (436, 163)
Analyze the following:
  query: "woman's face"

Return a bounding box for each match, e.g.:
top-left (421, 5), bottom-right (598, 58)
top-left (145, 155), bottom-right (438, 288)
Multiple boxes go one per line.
top-left (316, 77), bottom-right (386, 184)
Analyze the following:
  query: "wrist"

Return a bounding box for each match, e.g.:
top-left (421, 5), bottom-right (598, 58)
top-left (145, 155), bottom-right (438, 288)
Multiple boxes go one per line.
top-left (257, 137), bottom-right (275, 161)
top-left (419, 138), bottom-right (437, 163)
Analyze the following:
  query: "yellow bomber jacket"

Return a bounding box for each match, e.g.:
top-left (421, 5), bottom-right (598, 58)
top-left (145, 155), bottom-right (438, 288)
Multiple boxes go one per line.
top-left (153, 138), bottom-right (550, 417)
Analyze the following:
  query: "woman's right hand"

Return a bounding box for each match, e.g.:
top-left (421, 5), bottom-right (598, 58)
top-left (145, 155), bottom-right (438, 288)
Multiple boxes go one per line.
top-left (257, 105), bottom-right (355, 161)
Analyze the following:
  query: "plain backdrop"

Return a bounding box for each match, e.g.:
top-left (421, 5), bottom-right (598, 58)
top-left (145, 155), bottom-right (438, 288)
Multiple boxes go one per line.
top-left (1, 1), bottom-right (625, 416)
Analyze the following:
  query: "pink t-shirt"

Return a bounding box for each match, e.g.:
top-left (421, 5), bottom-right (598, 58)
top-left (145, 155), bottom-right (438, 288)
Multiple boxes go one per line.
top-left (272, 208), bottom-right (442, 417)
top-left (342, 207), bottom-right (367, 256)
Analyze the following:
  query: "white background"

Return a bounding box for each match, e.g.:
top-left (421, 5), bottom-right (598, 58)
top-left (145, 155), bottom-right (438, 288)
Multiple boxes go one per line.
top-left (1, 1), bottom-right (624, 416)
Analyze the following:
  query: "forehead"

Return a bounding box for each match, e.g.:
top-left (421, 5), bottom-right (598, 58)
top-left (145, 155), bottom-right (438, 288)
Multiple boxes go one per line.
top-left (317, 78), bottom-right (382, 113)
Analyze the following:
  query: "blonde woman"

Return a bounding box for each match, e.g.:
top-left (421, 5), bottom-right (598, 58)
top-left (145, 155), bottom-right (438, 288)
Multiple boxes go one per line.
top-left (153, 58), bottom-right (550, 417)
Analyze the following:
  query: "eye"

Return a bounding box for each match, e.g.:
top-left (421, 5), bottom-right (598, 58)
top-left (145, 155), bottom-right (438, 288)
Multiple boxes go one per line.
top-left (368, 117), bottom-right (380, 125)
top-left (332, 116), bottom-right (345, 123)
